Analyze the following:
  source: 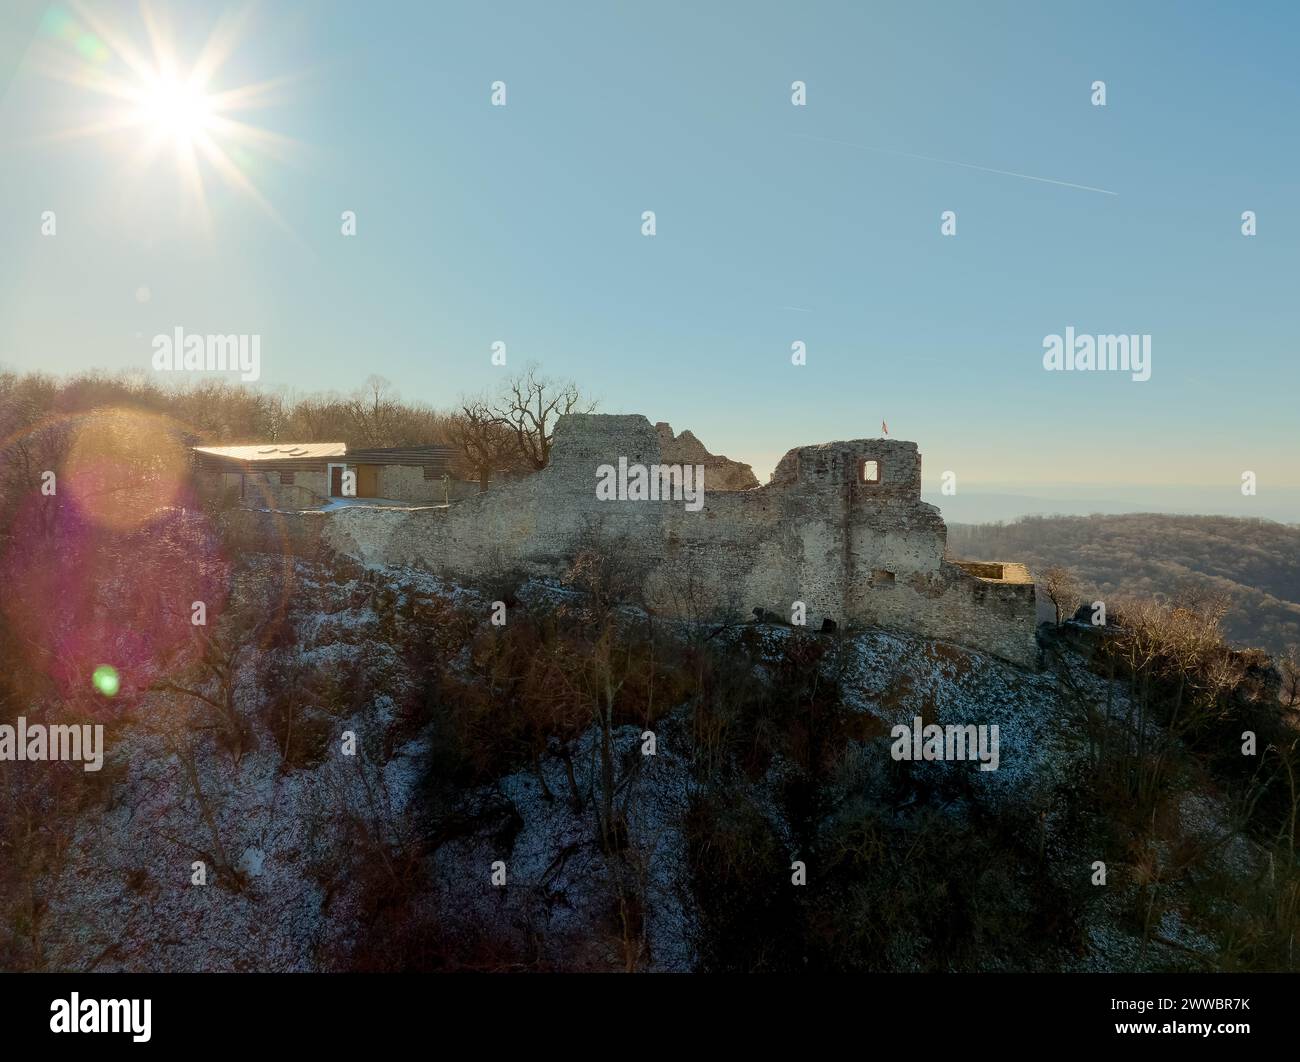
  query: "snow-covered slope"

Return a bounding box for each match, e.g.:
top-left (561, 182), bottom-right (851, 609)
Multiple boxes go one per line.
top-left (25, 556), bottom-right (1266, 972)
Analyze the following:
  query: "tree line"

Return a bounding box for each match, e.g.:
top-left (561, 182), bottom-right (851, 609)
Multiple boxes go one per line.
top-left (0, 365), bottom-right (596, 538)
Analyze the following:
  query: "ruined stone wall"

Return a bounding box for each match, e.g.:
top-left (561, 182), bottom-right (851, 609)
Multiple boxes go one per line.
top-left (223, 414), bottom-right (1038, 666)
top-left (850, 561), bottom-right (1038, 666)
top-left (655, 422), bottom-right (759, 491)
top-left (322, 415), bottom-right (670, 574)
top-left (220, 506), bottom-right (331, 562)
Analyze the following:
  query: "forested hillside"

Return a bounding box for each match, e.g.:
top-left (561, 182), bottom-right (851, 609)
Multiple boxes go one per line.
top-left (948, 514), bottom-right (1300, 654)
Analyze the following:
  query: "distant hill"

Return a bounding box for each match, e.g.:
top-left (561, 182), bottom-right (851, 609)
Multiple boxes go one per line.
top-left (924, 487), bottom-right (1300, 525)
top-left (947, 513), bottom-right (1300, 655)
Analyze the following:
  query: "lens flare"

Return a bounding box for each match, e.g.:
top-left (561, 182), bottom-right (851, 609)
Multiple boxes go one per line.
top-left (0, 412), bottom-right (232, 701)
top-left (63, 409), bottom-right (189, 532)
top-left (92, 665), bottom-right (120, 697)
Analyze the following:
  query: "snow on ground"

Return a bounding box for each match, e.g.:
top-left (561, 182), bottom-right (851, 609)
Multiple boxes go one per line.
top-left (431, 716), bottom-right (698, 971)
top-left (25, 561), bottom-right (1266, 972)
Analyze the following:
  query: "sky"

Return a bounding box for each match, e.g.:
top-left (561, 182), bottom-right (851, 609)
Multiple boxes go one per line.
top-left (1, 0), bottom-right (1297, 513)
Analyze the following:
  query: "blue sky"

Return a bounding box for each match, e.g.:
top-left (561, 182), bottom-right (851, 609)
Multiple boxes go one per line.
top-left (1, 0), bottom-right (1297, 499)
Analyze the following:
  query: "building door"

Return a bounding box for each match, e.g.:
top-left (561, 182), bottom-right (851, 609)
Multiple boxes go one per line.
top-left (357, 465), bottom-right (380, 498)
top-left (328, 463), bottom-right (345, 497)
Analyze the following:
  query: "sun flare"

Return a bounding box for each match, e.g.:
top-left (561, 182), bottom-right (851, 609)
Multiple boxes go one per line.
top-left (134, 71), bottom-right (215, 146)
top-left (30, 3), bottom-right (301, 227)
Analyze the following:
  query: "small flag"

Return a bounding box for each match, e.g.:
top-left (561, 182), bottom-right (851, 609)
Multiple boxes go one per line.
top-left (881, 420), bottom-right (888, 436)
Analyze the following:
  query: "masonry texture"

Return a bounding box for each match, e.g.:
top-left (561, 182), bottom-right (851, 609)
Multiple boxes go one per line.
top-left (655, 422), bottom-right (759, 490)
top-left (223, 414), bottom-right (1038, 666)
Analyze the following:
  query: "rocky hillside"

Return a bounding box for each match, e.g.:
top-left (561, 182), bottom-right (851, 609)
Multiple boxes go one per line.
top-left (3, 548), bottom-right (1293, 972)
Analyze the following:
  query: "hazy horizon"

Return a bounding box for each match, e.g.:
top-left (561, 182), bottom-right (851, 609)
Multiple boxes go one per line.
top-left (930, 485), bottom-right (1300, 526)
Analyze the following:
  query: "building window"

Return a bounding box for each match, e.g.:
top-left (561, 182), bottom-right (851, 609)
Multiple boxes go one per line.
top-left (860, 459), bottom-right (880, 484)
top-left (872, 569), bottom-right (895, 588)
top-left (279, 471), bottom-right (295, 485)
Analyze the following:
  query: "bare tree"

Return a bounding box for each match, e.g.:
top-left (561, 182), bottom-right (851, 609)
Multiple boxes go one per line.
top-left (0, 419), bottom-right (72, 542)
top-left (1039, 565), bottom-right (1083, 625)
top-left (1280, 645), bottom-right (1300, 710)
top-left (283, 392), bottom-right (347, 441)
top-left (152, 612), bottom-right (260, 767)
top-left (494, 365), bottom-right (595, 470)
top-left (447, 399), bottom-right (520, 492)
top-left (345, 375), bottom-right (399, 447)
top-left (553, 541), bottom-right (657, 971)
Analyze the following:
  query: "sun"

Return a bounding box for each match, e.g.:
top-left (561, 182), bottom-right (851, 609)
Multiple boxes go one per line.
top-left (29, 3), bottom-right (302, 227)
top-left (135, 71), bottom-right (215, 146)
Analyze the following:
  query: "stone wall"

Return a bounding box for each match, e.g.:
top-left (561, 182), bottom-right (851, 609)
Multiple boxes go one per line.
top-left (221, 506), bottom-right (332, 562)
top-left (655, 422), bottom-right (759, 491)
top-left (221, 414), bottom-right (1038, 666)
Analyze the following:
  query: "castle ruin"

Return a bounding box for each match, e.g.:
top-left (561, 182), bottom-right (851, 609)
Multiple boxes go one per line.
top-left (226, 414), bottom-right (1038, 666)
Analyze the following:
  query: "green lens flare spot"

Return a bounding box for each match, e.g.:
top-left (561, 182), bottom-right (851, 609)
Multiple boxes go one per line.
top-left (92, 665), bottom-right (120, 697)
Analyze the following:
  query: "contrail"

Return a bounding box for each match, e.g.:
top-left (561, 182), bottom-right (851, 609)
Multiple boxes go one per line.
top-left (789, 131), bottom-right (1118, 196)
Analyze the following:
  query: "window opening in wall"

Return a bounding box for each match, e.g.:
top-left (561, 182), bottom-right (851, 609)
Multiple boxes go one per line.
top-left (872, 569), bottom-right (895, 588)
top-left (861, 459), bottom-right (880, 484)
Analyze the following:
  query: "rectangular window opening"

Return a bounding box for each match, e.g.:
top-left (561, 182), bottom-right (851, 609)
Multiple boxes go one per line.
top-left (861, 459), bottom-right (880, 484)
